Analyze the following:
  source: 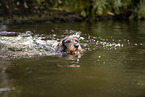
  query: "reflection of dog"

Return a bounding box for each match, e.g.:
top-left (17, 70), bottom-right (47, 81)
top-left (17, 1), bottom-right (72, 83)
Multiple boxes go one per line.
top-left (56, 36), bottom-right (82, 54)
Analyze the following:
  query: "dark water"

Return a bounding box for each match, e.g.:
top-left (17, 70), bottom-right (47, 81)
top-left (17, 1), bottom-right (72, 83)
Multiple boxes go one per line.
top-left (0, 21), bottom-right (145, 97)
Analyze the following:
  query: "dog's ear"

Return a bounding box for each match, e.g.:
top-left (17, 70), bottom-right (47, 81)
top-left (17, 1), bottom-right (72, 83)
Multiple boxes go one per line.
top-left (56, 39), bottom-right (65, 52)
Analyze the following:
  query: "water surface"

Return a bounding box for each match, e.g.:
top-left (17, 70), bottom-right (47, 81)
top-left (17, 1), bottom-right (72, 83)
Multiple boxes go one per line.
top-left (0, 21), bottom-right (145, 97)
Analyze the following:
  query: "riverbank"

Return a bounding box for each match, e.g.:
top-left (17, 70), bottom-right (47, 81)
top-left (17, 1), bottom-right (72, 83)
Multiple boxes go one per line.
top-left (0, 13), bottom-right (83, 24)
top-left (0, 13), bottom-right (131, 25)
top-left (0, 0), bottom-right (145, 24)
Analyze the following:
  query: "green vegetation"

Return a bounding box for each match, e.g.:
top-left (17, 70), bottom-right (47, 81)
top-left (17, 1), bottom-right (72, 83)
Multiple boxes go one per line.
top-left (0, 0), bottom-right (145, 23)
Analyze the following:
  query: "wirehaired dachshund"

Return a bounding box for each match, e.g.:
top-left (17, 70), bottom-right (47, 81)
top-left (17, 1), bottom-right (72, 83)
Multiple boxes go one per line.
top-left (56, 36), bottom-right (82, 54)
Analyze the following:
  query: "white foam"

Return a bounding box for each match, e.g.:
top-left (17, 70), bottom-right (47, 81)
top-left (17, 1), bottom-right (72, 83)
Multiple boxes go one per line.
top-left (0, 31), bottom-right (59, 58)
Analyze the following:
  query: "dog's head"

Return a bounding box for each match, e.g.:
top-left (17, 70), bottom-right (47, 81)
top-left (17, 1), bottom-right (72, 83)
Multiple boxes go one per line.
top-left (56, 36), bottom-right (82, 54)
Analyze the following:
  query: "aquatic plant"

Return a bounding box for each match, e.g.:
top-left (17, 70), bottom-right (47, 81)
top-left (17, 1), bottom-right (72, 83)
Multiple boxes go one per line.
top-left (137, 0), bottom-right (145, 19)
top-left (129, 0), bottom-right (145, 19)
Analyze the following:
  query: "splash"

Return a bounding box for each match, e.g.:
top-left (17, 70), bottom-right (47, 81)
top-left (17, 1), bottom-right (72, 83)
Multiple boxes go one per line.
top-left (71, 32), bottom-right (85, 40)
top-left (0, 31), bottom-right (58, 58)
top-left (63, 30), bottom-right (85, 40)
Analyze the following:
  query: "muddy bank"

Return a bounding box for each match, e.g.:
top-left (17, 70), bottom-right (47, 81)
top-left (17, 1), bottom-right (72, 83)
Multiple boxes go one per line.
top-left (1, 13), bottom-right (129, 25)
top-left (0, 14), bottom-right (83, 24)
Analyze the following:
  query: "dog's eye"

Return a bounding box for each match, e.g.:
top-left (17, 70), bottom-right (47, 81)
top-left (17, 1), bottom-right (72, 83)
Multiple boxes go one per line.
top-left (75, 40), bottom-right (79, 42)
top-left (66, 40), bottom-right (71, 43)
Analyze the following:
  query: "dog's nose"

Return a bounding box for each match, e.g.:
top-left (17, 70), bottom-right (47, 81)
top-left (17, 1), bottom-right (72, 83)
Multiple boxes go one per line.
top-left (74, 44), bottom-right (79, 48)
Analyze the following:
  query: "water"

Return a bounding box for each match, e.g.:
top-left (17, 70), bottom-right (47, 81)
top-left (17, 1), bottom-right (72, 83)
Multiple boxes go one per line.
top-left (0, 21), bottom-right (145, 97)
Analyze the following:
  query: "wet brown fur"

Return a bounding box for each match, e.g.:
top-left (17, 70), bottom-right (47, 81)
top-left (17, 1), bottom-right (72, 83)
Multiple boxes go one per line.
top-left (56, 36), bottom-right (81, 54)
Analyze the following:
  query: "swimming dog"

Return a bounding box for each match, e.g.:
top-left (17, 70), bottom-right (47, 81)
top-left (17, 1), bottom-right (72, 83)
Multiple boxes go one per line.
top-left (56, 36), bottom-right (82, 54)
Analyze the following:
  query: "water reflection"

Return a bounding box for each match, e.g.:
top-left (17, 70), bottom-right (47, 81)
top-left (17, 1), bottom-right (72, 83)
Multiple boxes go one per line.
top-left (0, 21), bottom-right (145, 97)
